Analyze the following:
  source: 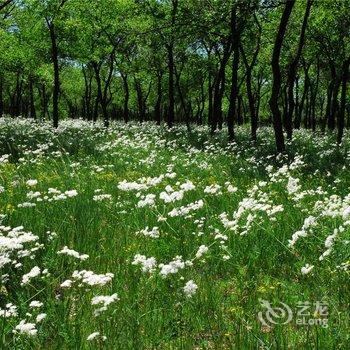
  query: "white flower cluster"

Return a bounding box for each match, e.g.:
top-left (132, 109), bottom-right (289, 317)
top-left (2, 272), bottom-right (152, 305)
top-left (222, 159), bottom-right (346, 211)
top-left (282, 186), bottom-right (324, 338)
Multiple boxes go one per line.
top-left (0, 303), bottom-right (18, 318)
top-left (61, 270), bottom-right (114, 288)
top-left (93, 193), bottom-right (112, 202)
top-left (183, 280), bottom-right (198, 297)
top-left (91, 293), bottom-right (119, 316)
top-left (159, 256), bottom-right (192, 278)
top-left (57, 246), bottom-right (89, 261)
top-left (13, 320), bottom-right (37, 336)
top-left (168, 200), bottom-right (204, 218)
top-left (132, 254), bottom-right (157, 273)
top-left (137, 194), bottom-right (156, 208)
top-left (204, 184), bottom-right (222, 195)
top-left (21, 266), bottom-right (41, 285)
top-left (301, 263), bottom-right (314, 275)
top-left (0, 225), bottom-right (40, 269)
top-left (288, 216), bottom-right (317, 247)
top-left (87, 331), bottom-right (107, 341)
top-left (136, 226), bottom-right (160, 238)
top-left (18, 188), bottom-right (78, 208)
top-left (220, 183), bottom-right (283, 235)
top-left (195, 245), bottom-right (208, 259)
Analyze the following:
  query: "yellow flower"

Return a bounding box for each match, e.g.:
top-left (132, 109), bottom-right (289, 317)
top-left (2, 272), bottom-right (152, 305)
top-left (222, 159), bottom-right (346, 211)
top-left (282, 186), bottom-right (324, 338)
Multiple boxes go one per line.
top-left (6, 203), bottom-right (14, 213)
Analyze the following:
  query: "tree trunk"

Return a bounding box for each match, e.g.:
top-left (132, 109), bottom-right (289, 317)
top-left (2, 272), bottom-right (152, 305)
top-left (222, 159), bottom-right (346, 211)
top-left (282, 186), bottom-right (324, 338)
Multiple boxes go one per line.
top-left (269, 0), bottom-right (295, 152)
top-left (29, 76), bottom-right (36, 119)
top-left (285, 0), bottom-right (313, 139)
top-left (328, 79), bottom-right (341, 131)
top-left (211, 44), bottom-right (231, 134)
top-left (208, 72), bottom-right (213, 127)
top-left (47, 19), bottom-right (60, 128)
top-left (122, 73), bottom-right (129, 123)
top-left (40, 84), bottom-right (48, 121)
top-left (240, 14), bottom-right (261, 141)
top-left (155, 72), bottom-right (162, 125)
top-left (0, 74), bottom-right (3, 117)
top-left (135, 79), bottom-right (145, 122)
top-left (167, 43), bottom-right (175, 128)
top-left (227, 6), bottom-right (239, 142)
top-left (295, 61), bottom-right (310, 129)
top-left (92, 62), bottom-right (103, 124)
top-left (337, 57), bottom-right (350, 144)
top-left (175, 66), bottom-right (189, 129)
top-left (310, 59), bottom-right (320, 131)
top-left (82, 65), bottom-right (93, 121)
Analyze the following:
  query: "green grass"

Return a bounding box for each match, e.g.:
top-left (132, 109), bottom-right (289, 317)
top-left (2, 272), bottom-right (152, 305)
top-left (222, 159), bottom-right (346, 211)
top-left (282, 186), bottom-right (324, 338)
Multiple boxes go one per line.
top-left (0, 118), bottom-right (349, 349)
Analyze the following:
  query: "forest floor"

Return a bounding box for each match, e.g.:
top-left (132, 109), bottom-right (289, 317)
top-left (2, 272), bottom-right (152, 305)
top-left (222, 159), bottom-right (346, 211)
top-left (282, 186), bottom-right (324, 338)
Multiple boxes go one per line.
top-left (0, 118), bottom-right (349, 349)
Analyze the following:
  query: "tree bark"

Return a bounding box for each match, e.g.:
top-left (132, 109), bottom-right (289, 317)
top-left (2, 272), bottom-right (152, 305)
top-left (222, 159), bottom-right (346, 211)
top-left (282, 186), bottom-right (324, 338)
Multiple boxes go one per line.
top-left (269, 0), bottom-right (295, 152)
top-left (0, 74), bottom-right (3, 117)
top-left (155, 72), bottom-right (162, 125)
top-left (29, 76), bottom-right (36, 119)
top-left (211, 43), bottom-right (231, 134)
top-left (240, 14), bottom-right (261, 141)
top-left (227, 6), bottom-right (239, 142)
top-left (285, 0), bottom-right (313, 139)
top-left (295, 61), bottom-right (310, 129)
top-left (121, 73), bottom-right (129, 123)
top-left (337, 57), bottom-right (350, 144)
top-left (167, 43), bottom-right (175, 128)
top-left (92, 62), bottom-right (103, 124)
top-left (46, 19), bottom-right (60, 128)
top-left (0, 0), bottom-right (13, 11)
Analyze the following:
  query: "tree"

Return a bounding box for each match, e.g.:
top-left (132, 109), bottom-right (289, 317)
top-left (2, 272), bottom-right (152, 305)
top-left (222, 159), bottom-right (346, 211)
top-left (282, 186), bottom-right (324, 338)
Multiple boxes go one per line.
top-left (269, 0), bottom-right (295, 153)
top-left (285, 0), bottom-right (313, 139)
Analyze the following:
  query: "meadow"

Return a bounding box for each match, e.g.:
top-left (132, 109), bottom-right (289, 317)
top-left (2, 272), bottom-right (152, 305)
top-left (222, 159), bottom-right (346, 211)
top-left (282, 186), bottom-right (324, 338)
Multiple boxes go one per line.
top-left (0, 118), bottom-right (349, 349)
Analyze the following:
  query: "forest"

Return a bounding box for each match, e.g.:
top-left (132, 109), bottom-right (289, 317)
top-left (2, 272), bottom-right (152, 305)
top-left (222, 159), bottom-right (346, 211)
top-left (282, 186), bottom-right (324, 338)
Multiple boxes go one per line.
top-left (0, 0), bottom-right (350, 349)
top-left (0, 0), bottom-right (349, 151)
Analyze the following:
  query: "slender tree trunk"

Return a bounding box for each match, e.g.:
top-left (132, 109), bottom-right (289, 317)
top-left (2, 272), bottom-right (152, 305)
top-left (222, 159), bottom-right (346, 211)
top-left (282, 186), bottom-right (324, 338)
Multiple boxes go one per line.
top-left (212, 44), bottom-right (231, 134)
top-left (337, 57), bottom-right (350, 144)
top-left (328, 79), bottom-right (341, 131)
top-left (29, 76), bottom-right (36, 119)
top-left (269, 0), bottom-right (295, 152)
top-left (199, 79), bottom-right (205, 125)
top-left (285, 0), bottom-right (313, 139)
top-left (311, 59), bottom-right (320, 131)
top-left (322, 83), bottom-right (332, 132)
top-left (0, 0), bottom-right (14, 11)
top-left (92, 62), bottom-right (103, 124)
top-left (122, 73), bottom-right (129, 123)
top-left (155, 72), bottom-right (162, 125)
top-left (135, 79), bottom-right (145, 122)
top-left (93, 94), bottom-right (98, 122)
top-left (295, 76), bottom-right (299, 119)
top-left (167, 43), bottom-right (175, 128)
top-left (13, 72), bottom-right (22, 117)
top-left (295, 61), bottom-right (310, 129)
top-left (41, 84), bottom-right (48, 121)
top-left (326, 63), bottom-right (338, 131)
top-left (255, 73), bottom-right (263, 124)
top-left (227, 6), bottom-right (239, 142)
top-left (208, 72), bottom-right (213, 127)
top-left (0, 74), bottom-right (3, 117)
top-left (240, 14), bottom-right (261, 141)
top-left (82, 65), bottom-right (93, 120)
top-left (101, 51), bottom-right (116, 128)
top-left (47, 19), bottom-right (60, 128)
top-left (175, 67), bottom-right (189, 129)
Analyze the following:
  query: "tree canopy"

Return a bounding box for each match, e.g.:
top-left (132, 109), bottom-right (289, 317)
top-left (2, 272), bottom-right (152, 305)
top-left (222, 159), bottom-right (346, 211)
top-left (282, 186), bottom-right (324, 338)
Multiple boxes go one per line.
top-left (0, 0), bottom-right (349, 150)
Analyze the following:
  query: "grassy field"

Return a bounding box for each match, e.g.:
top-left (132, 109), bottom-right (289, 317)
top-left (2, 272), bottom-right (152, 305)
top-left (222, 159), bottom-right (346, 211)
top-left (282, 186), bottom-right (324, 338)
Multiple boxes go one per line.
top-left (0, 118), bottom-right (349, 349)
